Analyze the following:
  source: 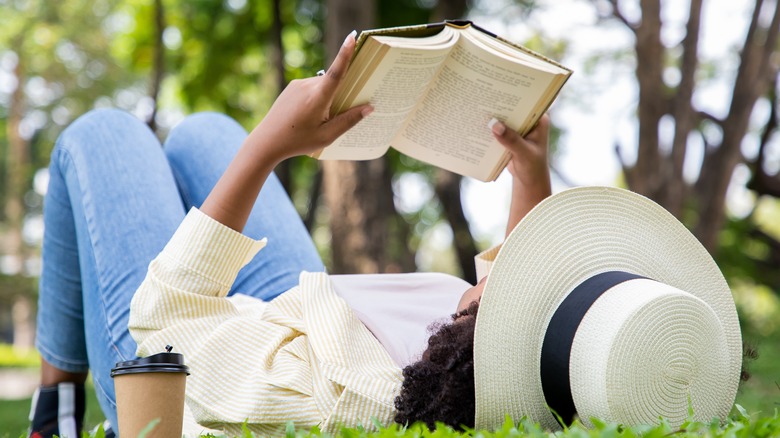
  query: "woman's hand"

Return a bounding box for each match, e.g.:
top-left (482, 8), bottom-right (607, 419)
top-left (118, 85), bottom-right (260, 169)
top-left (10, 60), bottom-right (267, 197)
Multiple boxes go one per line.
top-left (201, 32), bottom-right (371, 232)
top-left (489, 115), bottom-right (550, 187)
top-left (489, 115), bottom-right (552, 237)
top-left (246, 31), bottom-right (373, 164)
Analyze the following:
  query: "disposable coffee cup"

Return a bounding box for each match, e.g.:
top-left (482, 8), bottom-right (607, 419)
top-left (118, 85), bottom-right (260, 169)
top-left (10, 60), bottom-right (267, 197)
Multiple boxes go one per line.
top-left (111, 346), bottom-right (190, 438)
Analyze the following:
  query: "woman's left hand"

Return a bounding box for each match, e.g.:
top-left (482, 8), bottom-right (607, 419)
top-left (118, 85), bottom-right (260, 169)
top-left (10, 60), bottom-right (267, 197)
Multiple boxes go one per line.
top-left (489, 115), bottom-right (552, 236)
top-left (489, 115), bottom-right (550, 188)
top-left (245, 31), bottom-right (373, 165)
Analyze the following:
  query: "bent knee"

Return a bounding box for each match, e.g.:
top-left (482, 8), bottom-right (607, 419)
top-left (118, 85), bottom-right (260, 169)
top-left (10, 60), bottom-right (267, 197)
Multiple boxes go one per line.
top-left (53, 108), bottom-right (159, 163)
top-left (164, 112), bottom-right (247, 155)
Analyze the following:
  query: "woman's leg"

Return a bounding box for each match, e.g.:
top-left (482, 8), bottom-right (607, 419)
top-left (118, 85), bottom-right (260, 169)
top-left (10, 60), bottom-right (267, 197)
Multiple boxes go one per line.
top-left (164, 112), bottom-right (324, 300)
top-left (35, 109), bottom-right (186, 431)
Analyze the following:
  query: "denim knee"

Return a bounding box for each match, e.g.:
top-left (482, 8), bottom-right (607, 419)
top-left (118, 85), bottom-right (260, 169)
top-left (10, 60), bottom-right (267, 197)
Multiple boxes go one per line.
top-left (165, 112), bottom-right (247, 156)
top-left (54, 109), bottom-right (156, 163)
top-left (163, 112), bottom-right (251, 209)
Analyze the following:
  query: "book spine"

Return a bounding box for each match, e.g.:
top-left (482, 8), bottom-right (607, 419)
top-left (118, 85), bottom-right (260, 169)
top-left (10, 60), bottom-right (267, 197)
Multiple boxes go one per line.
top-left (487, 152), bottom-right (513, 182)
top-left (357, 23), bottom-right (443, 43)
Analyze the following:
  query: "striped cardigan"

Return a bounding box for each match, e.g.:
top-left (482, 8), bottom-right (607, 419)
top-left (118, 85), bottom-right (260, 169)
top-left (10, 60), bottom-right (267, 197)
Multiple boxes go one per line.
top-left (129, 208), bottom-right (498, 436)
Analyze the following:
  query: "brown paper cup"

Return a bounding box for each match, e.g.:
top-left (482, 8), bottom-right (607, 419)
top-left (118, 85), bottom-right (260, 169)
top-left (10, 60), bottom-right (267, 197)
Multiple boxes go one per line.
top-left (112, 351), bottom-right (189, 438)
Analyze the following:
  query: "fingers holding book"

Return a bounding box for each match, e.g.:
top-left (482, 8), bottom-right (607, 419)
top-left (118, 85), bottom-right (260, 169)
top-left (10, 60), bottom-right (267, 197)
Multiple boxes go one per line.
top-left (319, 30), bottom-right (358, 93)
top-left (495, 114), bottom-right (552, 236)
top-left (489, 115), bottom-right (551, 187)
top-left (315, 30), bottom-right (374, 147)
top-left (242, 30), bottom-right (371, 162)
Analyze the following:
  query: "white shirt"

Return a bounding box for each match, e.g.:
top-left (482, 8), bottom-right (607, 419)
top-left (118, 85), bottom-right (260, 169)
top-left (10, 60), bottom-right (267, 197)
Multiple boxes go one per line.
top-left (330, 273), bottom-right (472, 367)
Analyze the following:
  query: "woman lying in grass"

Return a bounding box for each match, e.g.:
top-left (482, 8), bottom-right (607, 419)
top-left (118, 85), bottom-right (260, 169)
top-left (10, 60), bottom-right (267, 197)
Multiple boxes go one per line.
top-left (29, 31), bottom-right (551, 437)
top-left (30, 30), bottom-right (742, 438)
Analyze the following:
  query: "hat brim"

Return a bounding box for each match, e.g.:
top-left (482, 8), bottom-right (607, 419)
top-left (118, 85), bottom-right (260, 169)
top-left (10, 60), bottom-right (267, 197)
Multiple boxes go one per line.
top-left (473, 186), bottom-right (741, 429)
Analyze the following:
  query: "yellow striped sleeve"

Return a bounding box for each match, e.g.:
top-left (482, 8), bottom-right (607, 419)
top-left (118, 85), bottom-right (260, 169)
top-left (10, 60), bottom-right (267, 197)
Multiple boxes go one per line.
top-left (128, 208), bottom-right (403, 435)
top-left (129, 207), bottom-right (267, 357)
top-left (157, 207), bottom-right (267, 296)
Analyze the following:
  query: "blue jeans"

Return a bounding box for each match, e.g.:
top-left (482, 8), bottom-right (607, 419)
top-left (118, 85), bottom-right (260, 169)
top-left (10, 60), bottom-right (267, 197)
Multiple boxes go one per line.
top-left (35, 109), bottom-right (325, 429)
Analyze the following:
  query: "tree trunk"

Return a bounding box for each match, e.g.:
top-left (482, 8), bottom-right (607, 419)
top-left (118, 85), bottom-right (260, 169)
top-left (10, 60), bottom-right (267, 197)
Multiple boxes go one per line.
top-left (434, 0), bottom-right (469, 21)
top-left (270, 0), bottom-right (293, 194)
top-left (607, 0), bottom-right (780, 255)
top-left (429, 0), bottom-right (478, 284)
top-left (147, 0), bottom-right (165, 132)
top-left (660, 0), bottom-right (702, 217)
top-left (629, 0), bottom-right (665, 199)
top-left (303, 167), bottom-right (323, 231)
top-left (323, 0), bottom-right (395, 274)
top-left (434, 171), bottom-right (477, 283)
top-left (747, 78), bottom-right (780, 197)
top-left (693, 0), bottom-right (780, 252)
top-left (6, 41), bottom-right (35, 348)
top-left (324, 157), bottom-right (387, 273)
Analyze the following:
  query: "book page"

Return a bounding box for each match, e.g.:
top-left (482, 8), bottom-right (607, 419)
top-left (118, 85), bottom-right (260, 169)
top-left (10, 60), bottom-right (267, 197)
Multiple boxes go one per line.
top-left (394, 34), bottom-right (559, 180)
top-left (317, 42), bottom-right (453, 160)
top-left (462, 26), bottom-right (570, 74)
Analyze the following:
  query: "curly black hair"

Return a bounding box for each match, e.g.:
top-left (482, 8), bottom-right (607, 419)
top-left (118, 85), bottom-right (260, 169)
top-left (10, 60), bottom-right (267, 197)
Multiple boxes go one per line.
top-left (393, 301), bottom-right (480, 430)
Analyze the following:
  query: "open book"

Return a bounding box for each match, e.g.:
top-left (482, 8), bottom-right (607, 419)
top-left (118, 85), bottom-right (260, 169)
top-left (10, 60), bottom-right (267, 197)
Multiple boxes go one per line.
top-left (312, 21), bottom-right (572, 181)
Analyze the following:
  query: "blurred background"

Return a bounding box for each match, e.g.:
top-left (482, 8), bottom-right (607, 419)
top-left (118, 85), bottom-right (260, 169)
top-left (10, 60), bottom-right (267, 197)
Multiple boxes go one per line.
top-left (0, 0), bottom-right (777, 431)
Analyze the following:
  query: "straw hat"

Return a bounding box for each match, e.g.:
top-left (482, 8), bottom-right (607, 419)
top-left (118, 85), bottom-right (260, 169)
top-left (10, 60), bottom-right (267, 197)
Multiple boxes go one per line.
top-left (473, 186), bottom-right (741, 430)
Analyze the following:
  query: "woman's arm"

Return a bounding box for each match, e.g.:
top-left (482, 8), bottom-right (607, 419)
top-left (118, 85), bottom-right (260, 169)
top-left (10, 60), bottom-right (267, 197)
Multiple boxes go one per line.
top-left (489, 115), bottom-right (552, 237)
top-left (200, 31), bottom-right (372, 232)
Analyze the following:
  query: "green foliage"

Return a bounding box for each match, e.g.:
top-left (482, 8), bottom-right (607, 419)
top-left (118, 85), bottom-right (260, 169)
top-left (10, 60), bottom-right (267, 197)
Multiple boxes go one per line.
top-left (255, 411), bottom-right (780, 438)
top-left (0, 0), bottom-right (138, 136)
top-left (0, 274), bottom-right (37, 307)
top-left (113, 0), bottom-right (328, 128)
top-left (0, 378), bottom-right (104, 437)
top-left (115, 412), bottom-right (780, 437)
top-left (0, 343), bottom-right (38, 368)
top-left (91, 421), bottom-right (106, 438)
top-left (717, 199), bottom-right (780, 314)
top-left (137, 418), bottom-right (161, 438)
top-left (0, 0), bottom-right (140, 231)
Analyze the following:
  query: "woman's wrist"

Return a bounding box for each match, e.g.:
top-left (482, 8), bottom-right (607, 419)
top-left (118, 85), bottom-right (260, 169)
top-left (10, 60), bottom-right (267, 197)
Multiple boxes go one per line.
top-left (512, 170), bottom-right (551, 201)
top-left (510, 156), bottom-right (550, 188)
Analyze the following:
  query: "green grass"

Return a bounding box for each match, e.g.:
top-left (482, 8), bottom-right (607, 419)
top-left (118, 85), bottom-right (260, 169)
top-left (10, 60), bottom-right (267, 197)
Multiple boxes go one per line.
top-left (320, 413), bottom-right (780, 437)
top-left (732, 327), bottom-right (780, 416)
top-left (35, 411), bottom-right (780, 437)
top-left (0, 345), bottom-right (40, 368)
top-left (0, 326), bottom-right (777, 437)
top-left (0, 379), bottom-right (105, 438)
top-left (0, 389), bottom-right (778, 438)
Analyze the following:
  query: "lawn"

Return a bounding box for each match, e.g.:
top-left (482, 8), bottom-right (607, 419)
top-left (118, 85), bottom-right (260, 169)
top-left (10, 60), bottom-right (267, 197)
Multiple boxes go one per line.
top-left (0, 379), bottom-right (105, 438)
top-left (1, 327), bottom-right (777, 437)
top-left (733, 326), bottom-right (780, 416)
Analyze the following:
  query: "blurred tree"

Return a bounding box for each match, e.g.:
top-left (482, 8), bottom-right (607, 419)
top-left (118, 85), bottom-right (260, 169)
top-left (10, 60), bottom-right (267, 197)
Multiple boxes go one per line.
top-left (0, 0), bottom-right (136, 346)
top-left (595, 0), bottom-right (779, 254)
top-left (430, 0), bottom-right (478, 283)
top-left (590, 0), bottom-right (780, 291)
top-left (322, 0), bottom-right (547, 281)
top-left (323, 0), bottom-right (476, 276)
top-left (147, 0), bottom-right (166, 131)
top-left (322, 0), bottom-right (393, 274)
top-left (119, 0), bottom-right (327, 201)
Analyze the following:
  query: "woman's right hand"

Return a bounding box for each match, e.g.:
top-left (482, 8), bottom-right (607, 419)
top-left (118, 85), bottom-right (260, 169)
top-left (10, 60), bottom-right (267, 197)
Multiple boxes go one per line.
top-left (244, 31), bottom-right (373, 165)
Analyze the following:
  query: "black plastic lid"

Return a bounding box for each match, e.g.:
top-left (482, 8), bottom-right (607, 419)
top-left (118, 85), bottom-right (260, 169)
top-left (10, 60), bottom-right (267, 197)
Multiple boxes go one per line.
top-left (111, 350), bottom-right (190, 377)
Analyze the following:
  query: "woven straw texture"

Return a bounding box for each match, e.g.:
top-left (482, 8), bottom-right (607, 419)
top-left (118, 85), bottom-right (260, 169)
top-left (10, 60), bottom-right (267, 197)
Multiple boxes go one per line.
top-left (570, 280), bottom-right (730, 427)
top-left (473, 186), bottom-right (741, 430)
